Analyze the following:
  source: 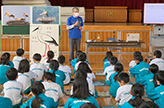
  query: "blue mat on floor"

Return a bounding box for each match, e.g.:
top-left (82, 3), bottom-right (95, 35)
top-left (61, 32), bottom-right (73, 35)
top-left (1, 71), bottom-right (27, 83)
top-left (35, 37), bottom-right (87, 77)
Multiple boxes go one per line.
top-left (102, 106), bottom-right (117, 108)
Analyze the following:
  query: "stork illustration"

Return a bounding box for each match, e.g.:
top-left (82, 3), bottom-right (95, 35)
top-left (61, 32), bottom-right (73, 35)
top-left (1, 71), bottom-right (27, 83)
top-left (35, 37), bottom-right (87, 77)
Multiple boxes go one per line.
top-left (32, 26), bottom-right (58, 57)
top-left (39, 10), bottom-right (48, 18)
top-left (23, 12), bottom-right (28, 20)
top-left (5, 12), bottom-right (15, 21)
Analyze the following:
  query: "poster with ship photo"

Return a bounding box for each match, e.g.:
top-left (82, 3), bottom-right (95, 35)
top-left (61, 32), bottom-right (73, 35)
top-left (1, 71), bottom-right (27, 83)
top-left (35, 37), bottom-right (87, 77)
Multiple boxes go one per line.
top-left (2, 6), bottom-right (30, 35)
top-left (30, 24), bottom-right (59, 63)
top-left (32, 6), bottom-right (60, 25)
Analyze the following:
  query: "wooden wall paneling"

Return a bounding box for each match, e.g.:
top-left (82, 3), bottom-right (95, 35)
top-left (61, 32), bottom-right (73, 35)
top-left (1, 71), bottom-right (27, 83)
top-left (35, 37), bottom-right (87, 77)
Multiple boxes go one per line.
top-left (129, 9), bottom-right (142, 22)
top-left (85, 9), bottom-right (94, 22)
top-left (24, 39), bottom-right (29, 51)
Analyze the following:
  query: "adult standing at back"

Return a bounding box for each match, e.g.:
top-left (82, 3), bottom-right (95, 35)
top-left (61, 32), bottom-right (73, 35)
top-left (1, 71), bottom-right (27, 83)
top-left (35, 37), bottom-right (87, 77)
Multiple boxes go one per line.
top-left (67, 7), bottom-right (84, 62)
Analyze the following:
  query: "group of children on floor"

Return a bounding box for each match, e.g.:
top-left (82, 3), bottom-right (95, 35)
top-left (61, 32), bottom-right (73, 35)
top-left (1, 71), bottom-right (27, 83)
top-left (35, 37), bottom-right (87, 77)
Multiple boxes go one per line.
top-left (0, 48), bottom-right (164, 108)
top-left (103, 50), bottom-right (164, 108)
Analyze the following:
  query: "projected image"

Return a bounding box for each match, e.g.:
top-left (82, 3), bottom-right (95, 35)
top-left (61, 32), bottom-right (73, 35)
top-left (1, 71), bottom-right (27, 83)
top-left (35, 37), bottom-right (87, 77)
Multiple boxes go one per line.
top-left (32, 6), bottom-right (60, 24)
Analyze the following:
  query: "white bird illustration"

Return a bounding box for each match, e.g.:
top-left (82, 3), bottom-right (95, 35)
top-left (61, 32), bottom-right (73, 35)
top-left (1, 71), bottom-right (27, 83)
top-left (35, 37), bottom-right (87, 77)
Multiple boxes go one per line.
top-left (32, 26), bottom-right (58, 57)
top-left (23, 12), bottom-right (28, 20)
top-left (39, 10), bottom-right (48, 18)
top-left (5, 12), bottom-right (15, 21)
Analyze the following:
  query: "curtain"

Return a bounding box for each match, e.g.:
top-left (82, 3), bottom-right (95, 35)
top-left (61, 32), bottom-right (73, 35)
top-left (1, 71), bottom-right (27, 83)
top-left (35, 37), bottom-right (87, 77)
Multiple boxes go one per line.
top-left (49, 0), bottom-right (164, 9)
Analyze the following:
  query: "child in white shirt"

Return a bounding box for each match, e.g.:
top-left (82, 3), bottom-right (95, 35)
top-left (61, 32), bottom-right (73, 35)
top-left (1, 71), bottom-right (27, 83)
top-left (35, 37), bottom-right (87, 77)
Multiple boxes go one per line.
top-left (4, 68), bottom-right (23, 107)
top-left (104, 56), bottom-right (118, 80)
top-left (42, 72), bottom-right (63, 106)
top-left (58, 55), bottom-right (72, 85)
top-left (44, 51), bottom-right (54, 70)
top-left (17, 59), bottom-right (37, 94)
top-left (75, 52), bottom-right (92, 71)
top-left (149, 50), bottom-right (164, 70)
top-left (129, 51), bottom-right (141, 68)
top-left (12, 48), bottom-right (25, 70)
top-left (115, 73), bottom-right (132, 107)
top-left (30, 53), bottom-right (48, 81)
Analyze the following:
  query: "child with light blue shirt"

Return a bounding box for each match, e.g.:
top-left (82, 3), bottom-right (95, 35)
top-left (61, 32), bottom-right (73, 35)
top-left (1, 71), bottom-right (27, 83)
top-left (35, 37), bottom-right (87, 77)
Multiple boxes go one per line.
top-left (20, 82), bottom-right (55, 108)
top-left (64, 76), bottom-right (99, 108)
top-left (147, 71), bottom-right (164, 108)
top-left (141, 64), bottom-right (158, 95)
top-left (106, 63), bottom-right (123, 97)
top-left (0, 53), bottom-right (13, 84)
top-left (103, 51), bottom-right (113, 72)
top-left (48, 60), bottom-right (66, 92)
top-left (121, 83), bottom-right (145, 108)
top-left (129, 55), bottom-right (150, 85)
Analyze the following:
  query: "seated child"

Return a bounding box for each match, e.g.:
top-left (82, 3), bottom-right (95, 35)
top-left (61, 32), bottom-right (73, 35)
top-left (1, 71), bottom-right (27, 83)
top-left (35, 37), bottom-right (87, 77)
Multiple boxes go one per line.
top-left (0, 96), bottom-right (12, 108)
top-left (42, 72), bottom-right (63, 107)
top-left (75, 52), bottom-right (91, 72)
top-left (148, 71), bottom-right (164, 108)
top-left (30, 53), bottom-right (48, 81)
top-left (48, 60), bottom-right (66, 92)
top-left (4, 68), bottom-right (23, 107)
top-left (44, 50), bottom-right (54, 70)
top-left (0, 53), bottom-right (13, 84)
top-left (129, 55), bottom-right (150, 85)
top-left (71, 50), bottom-right (83, 74)
top-left (103, 51), bottom-right (113, 72)
top-left (149, 50), bottom-right (164, 70)
top-left (17, 59), bottom-right (37, 94)
top-left (141, 64), bottom-right (158, 95)
top-left (12, 48), bottom-right (25, 70)
top-left (5, 52), bottom-right (14, 67)
top-left (20, 82), bottom-right (55, 108)
top-left (121, 83), bottom-right (145, 108)
top-left (139, 101), bottom-right (159, 108)
top-left (129, 51), bottom-right (141, 68)
top-left (104, 56), bottom-right (118, 81)
top-left (115, 73), bottom-right (132, 107)
top-left (58, 55), bottom-right (71, 85)
top-left (106, 63), bottom-right (123, 97)
top-left (64, 78), bottom-right (99, 108)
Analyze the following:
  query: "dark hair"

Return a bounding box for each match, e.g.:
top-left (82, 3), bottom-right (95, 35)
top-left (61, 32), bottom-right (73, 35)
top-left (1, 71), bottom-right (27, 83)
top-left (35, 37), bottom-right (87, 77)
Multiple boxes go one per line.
top-left (109, 56), bottom-right (118, 65)
top-left (154, 50), bottom-right (162, 58)
top-left (49, 60), bottom-right (59, 78)
top-left (134, 55), bottom-right (143, 62)
top-left (4, 52), bottom-right (11, 60)
top-left (149, 64), bottom-right (159, 87)
top-left (139, 101), bottom-right (159, 108)
top-left (117, 72), bottom-right (130, 83)
top-left (31, 82), bottom-right (44, 108)
top-left (18, 59), bottom-right (30, 73)
top-left (76, 50), bottom-right (83, 58)
top-left (16, 48), bottom-right (24, 56)
top-left (43, 72), bottom-right (55, 82)
top-left (77, 52), bottom-right (87, 63)
top-left (33, 53), bottom-right (41, 61)
top-left (6, 68), bottom-right (18, 80)
top-left (0, 53), bottom-right (10, 65)
top-left (103, 51), bottom-right (113, 61)
top-left (113, 63), bottom-right (124, 81)
top-left (72, 7), bottom-right (79, 12)
top-left (47, 51), bottom-right (54, 63)
top-left (75, 70), bottom-right (87, 79)
top-left (128, 83), bottom-right (145, 108)
top-left (58, 55), bottom-right (65, 64)
top-left (157, 71), bottom-right (164, 85)
top-left (77, 62), bottom-right (92, 73)
top-left (134, 51), bottom-right (142, 58)
top-left (80, 103), bottom-right (97, 108)
top-left (71, 78), bottom-right (91, 99)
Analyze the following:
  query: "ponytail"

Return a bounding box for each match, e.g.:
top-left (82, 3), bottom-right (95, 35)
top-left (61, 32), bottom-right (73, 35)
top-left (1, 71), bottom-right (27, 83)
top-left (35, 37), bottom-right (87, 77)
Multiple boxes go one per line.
top-left (149, 64), bottom-right (159, 87)
top-left (49, 60), bottom-right (59, 78)
top-left (31, 96), bottom-right (43, 108)
top-left (47, 51), bottom-right (54, 63)
top-left (128, 96), bottom-right (145, 108)
top-left (113, 63), bottom-right (124, 81)
top-left (0, 53), bottom-right (10, 65)
top-left (31, 82), bottom-right (44, 108)
top-left (153, 73), bottom-right (158, 87)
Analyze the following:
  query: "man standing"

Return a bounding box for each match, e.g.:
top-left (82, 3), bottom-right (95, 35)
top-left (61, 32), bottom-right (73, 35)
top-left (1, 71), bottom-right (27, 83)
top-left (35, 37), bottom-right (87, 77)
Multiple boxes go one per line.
top-left (67, 7), bottom-right (84, 62)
